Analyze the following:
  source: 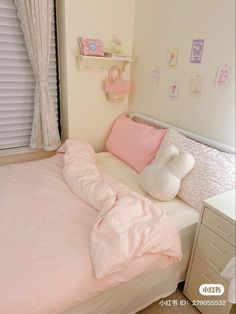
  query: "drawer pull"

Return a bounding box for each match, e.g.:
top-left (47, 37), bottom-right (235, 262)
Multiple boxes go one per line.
top-left (206, 258), bottom-right (221, 271)
top-left (210, 242), bottom-right (226, 254)
top-left (216, 225), bottom-right (231, 237)
top-left (203, 273), bottom-right (213, 284)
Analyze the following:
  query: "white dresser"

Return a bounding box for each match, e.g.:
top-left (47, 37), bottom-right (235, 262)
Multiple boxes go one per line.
top-left (184, 190), bottom-right (235, 314)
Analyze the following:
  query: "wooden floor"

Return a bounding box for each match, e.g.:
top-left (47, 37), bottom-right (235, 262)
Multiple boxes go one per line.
top-left (137, 289), bottom-right (200, 314)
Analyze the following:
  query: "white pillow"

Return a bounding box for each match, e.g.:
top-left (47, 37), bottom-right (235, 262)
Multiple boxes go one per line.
top-left (158, 129), bottom-right (235, 211)
top-left (140, 144), bottom-right (195, 201)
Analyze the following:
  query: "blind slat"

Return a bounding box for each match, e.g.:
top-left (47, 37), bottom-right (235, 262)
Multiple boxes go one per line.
top-left (0, 0), bottom-right (16, 9)
top-left (0, 110), bottom-right (33, 118)
top-left (0, 66), bottom-right (56, 75)
top-left (0, 122), bottom-right (32, 132)
top-left (0, 81), bottom-right (56, 89)
top-left (0, 74), bottom-right (56, 82)
top-left (0, 25), bottom-right (22, 35)
top-left (0, 51), bottom-right (56, 61)
top-left (0, 129), bottom-right (31, 139)
top-left (0, 7), bottom-right (17, 18)
top-left (0, 59), bottom-right (56, 68)
top-left (0, 116), bottom-right (34, 125)
top-left (0, 95), bottom-right (57, 103)
top-left (0, 142), bottom-right (29, 149)
top-left (0, 16), bottom-right (19, 27)
top-left (0, 103), bottom-right (33, 110)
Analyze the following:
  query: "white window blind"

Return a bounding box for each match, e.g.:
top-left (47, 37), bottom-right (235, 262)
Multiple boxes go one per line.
top-left (0, 0), bottom-right (58, 150)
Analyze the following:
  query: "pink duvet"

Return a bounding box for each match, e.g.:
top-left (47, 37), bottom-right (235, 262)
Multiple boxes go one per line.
top-left (61, 140), bottom-right (182, 279)
top-left (0, 140), bottom-right (182, 314)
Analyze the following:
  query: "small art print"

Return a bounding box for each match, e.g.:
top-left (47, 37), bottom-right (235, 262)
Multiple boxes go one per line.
top-left (215, 65), bottom-right (231, 88)
top-left (151, 65), bottom-right (160, 83)
top-left (169, 82), bottom-right (179, 98)
top-left (190, 39), bottom-right (204, 64)
top-left (168, 47), bottom-right (178, 68)
top-left (189, 75), bottom-right (203, 98)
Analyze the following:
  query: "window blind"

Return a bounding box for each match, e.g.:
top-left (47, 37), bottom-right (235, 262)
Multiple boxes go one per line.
top-left (0, 0), bottom-right (58, 150)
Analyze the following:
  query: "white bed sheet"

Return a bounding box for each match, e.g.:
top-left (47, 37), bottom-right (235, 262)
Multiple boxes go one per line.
top-left (96, 152), bottom-right (199, 231)
top-left (64, 152), bottom-right (199, 314)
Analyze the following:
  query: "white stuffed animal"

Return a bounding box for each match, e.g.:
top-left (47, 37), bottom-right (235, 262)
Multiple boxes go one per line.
top-left (140, 144), bottom-right (195, 201)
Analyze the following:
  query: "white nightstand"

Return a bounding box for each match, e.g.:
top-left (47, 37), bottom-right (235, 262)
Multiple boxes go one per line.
top-left (183, 190), bottom-right (235, 314)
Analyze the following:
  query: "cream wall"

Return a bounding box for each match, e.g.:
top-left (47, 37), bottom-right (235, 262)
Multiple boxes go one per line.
top-left (130, 0), bottom-right (235, 147)
top-left (57, 0), bottom-right (135, 152)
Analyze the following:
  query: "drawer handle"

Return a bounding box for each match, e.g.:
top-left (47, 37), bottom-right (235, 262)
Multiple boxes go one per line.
top-left (216, 225), bottom-right (231, 237)
top-left (210, 242), bottom-right (226, 254)
top-left (203, 273), bottom-right (214, 284)
top-left (206, 258), bottom-right (220, 271)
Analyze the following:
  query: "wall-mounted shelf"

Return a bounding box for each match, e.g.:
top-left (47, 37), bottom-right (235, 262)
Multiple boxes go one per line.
top-left (77, 54), bottom-right (134, 70)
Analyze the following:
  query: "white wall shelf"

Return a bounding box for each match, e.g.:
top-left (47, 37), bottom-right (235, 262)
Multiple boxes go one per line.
top-left (77, 54), bottom-right (134, 70)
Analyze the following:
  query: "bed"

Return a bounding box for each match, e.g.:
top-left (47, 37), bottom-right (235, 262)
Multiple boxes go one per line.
top-left (1, 113), bottom-right (233, 314)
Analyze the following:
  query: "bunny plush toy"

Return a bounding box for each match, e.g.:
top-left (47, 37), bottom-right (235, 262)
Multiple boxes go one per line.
top-left (140, 144), bottom-right (195, 201)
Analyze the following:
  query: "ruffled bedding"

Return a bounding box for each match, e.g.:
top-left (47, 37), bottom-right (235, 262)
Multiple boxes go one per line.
top-left (0, 140), bottom-right (182, 314)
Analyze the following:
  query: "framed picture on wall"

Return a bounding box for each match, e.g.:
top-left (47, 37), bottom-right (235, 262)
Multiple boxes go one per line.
top-left (190, 39), bottom-right (204, 64)
top-left (168, 47), bottom-right (178, 68)
top-left (78, 37), bottom-right (105, 56)
top-left (169, 82), bottom-right (179, 98)
top-left (189, 75), bottom-right (203, 97)
top-left (215, 65), bottom-right (232, 88)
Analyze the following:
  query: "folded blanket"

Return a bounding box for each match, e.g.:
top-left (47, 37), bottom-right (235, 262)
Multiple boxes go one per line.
top-left (60, 140), bottom-right (182, 279)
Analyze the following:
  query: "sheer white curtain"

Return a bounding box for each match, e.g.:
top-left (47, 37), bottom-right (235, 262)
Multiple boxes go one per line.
top-left (14, 0), bottom-right (61, 151)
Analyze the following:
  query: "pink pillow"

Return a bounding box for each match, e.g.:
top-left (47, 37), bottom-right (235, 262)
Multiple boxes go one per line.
top-left (105, 114), bottom-right (167, 172)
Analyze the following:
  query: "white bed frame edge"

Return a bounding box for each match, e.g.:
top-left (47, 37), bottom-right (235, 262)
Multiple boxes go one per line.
top-left (130, 112), bottom-right (236, 154)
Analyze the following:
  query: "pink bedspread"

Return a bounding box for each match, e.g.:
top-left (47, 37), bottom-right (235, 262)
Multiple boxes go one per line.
top-left (0, 145), bottom-right (181, 314)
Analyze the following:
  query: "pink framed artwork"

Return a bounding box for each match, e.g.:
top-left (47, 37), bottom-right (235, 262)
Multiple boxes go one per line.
top-left (79, 37), bottom-right (104, 56)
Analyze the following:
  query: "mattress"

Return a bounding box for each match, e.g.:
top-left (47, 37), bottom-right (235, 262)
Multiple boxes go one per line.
top-left (96, 152), bottom-right (199, 232)
top-left (0, 153), bottom-right (199, 314)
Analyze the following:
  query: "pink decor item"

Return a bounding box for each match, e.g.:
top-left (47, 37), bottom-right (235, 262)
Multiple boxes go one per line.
top-left (79, 37), bottom-right (104, 56)
top-left (103, 66), bottom-right (131, 103)
top-left (105, 114), bottom-right (167, 172)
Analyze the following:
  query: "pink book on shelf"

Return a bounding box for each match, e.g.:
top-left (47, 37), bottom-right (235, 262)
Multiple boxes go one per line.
top-left (79, 37), bottom-right (104, 56)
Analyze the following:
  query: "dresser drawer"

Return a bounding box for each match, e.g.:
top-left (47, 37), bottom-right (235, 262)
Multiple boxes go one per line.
top-left (195, 225), bottom-right (235, 275)
top-left (202, 207), bottom-right (235, 246)
top-left (185, 258), bottom-right (230, 314)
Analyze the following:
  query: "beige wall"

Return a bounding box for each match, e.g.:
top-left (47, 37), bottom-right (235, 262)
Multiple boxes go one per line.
top-left (2, 0), bottom-right (235, 165)
top-left (57, 0), bottom-right (135, 152)
top-left (130, 0), bottom-right (235, 147)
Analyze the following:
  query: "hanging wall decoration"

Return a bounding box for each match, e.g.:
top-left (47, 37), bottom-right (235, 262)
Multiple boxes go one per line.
top-left (189, 75), bottom-right (203, 98)
top-left (215, 65), bottom-right (232, 88)
top-left (103, 66), bottom-right (131, 103)
top-left (169, 82), bottom-right (179, 98)
top-left (190, 39), bottom-right (204, 64)
top-left (151, 65), bottom-right (160, 83)
top-left (168, 47), bottom-right (178, 68)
